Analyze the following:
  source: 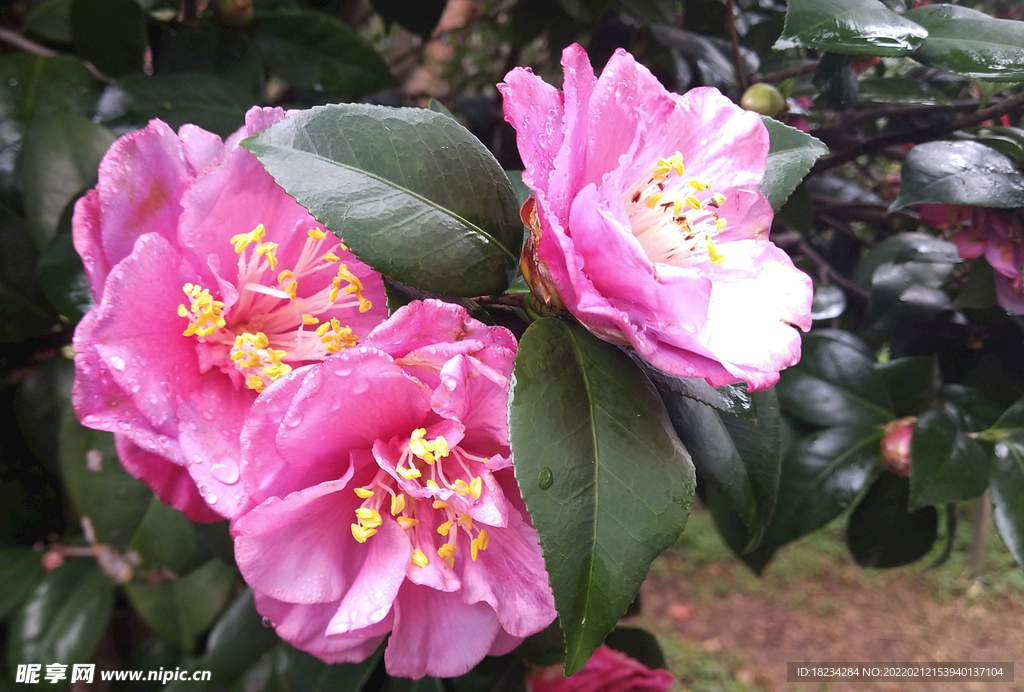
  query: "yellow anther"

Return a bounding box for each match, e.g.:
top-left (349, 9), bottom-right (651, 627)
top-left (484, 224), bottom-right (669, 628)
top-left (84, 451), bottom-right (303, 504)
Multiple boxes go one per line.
top-left (351, 523), bottom-right (377, 543)
top-left (409, 429), bottom-right (449, 465)
top-left (177, 305), bottom-right (188, 317)
top-left (432, 499), bottom-right (449, 510)
top-left (716, 217), bottom-right (728, 232)
top-left (308, 228), bottom-right (327, 240)
top-left (469, 476), bottom-right (482, 500)
top-left (391, 493), bottom-right (406, 516)
top-left (231, 332), bottom-right (292, 392)
top-left (336, 264), bottom-right (372, 313)
top-left (438, 543), bottom-right (456, 568)
top-left (451, 479), bottom-right (470, 496)
top-left (318, 318), bottom-right (357, 354)
top-left (354, 487), bottom-right (374, 499)
top-left (672, 152), bottom-right (685, 176)
top-left (711, 192), bottom-right (727, 207)
top-left (315, 323), bottom-right (331, 337)
top-left (321, 252), bottom-right (341, 263)
top-left (426, 480), bottom-right (439, 490)
top-left (286, 280), bottom-right (298, 300)
top-left (685, 195), bottom-right (702, 210)
top-left (277, 269), bottom-right (293, 283)
top-left (397, 516), bottom-right (419, 530)
top-left (179, 283), bottom-right (225, 341)
top-left (458, 514), bottom-right (473, 530)
top-left (673, 196), bottom-right (685, 217)
top-left (256, 242), bottom-right (279, 270)
top-left (471, 529), bottom-right (490, 561)
top-left (688, 179), bottom-right (706, 192)
top-left (645, 192), bottom-right (664, 210)
top-left (707, 238), bottom-right (726, 265)
top-left (398, 465), bottom-right (422, 480)
top-left (355, 507), bottom-right (382, 528)
top-left (246, 375), bottom-right (264, 390)
top-left (230, 224), bottom-right (265, 253)
top-left (302, 314), bottom-right (320, 326)
top-left (437, 521), bottom-right (453, 537)
top-left (411, 549), bottom-right (428, 567)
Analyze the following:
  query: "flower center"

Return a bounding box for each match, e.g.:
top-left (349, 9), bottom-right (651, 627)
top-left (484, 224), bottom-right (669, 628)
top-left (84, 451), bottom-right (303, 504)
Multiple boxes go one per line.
top-left (177, 225), bottom-right (373, 392)
top-left (351, 428), bottom-right (492, 569)
top-left (624, 151), bottom-right (729, 267)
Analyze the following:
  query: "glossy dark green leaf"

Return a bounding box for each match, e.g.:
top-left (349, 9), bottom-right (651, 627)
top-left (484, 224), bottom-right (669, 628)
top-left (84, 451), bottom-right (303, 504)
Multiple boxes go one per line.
top-left (811, 283), bottom-right (847, 320)
top-left (254, 11), bottom-right (396, 97)
top-left (447, 654), bottom-right (525, 692)
top-left (941, 385), bottom-right (1003, 432)
top-left (603, 626), bottom-right (667, 670)
top-left (777, 332), bottom-right (893, 428)
top-left (384, 676), bottom-right (446, 692)
top-left (59, 410), bottom-right (153, 551)
top-left (765, 426), bottom-right (881, 548)
top-left (909, 409), bottom-right (988, 510)
top-left (0, 204), bottom-right (58, 341)
top-left (156, 24), bottom-right (264, 101)
top-left (70, 0), bottom-right (145, 76)
top-left (14, 356), bottom-right (74, 474)
top-left (876, 356), bottom-right (939, 417)
top-left (953, 257), bottom-right (998, 309)
top-left (39, 230), bottom-right (92, 323)
top-left (24, 0), bottom-right (73, 43)
top-left (659, 387), bottom-right (781, 549)
top-left (890, 141), bottom-right (1024, 211)
top-left (636, 358), bottom-right (756, 421)
top-left (245, 104), bottom-right (522, 296)
top-left (124, 558), bottom-right (236, 651)
top-left (164, 589), bottom-right (280, 692)
top-left (847, 472), bottom-right (937, 567)
top-left (991, 431), bottom-right (1024, 570)
top-left (904, 4), bottom-right (1024, 81)
top-left (813, 53), bottom-right (859, 108)
top-left (517, 620), bottom-right (566, 667)
top-left (509, 318), bottom-right (695, 675)
top-left (853, 232), bottom-right (952, 286)
top-left (20, 114), bottom-right (115, 246)
top-left (128, 498), bottom-right (216, 576)
top-left (269, 643), bottom-right (383, 692)
top-left (775, 0), bottom-right (927, 56)
top-left (702, 480), bottom-right (776, 574)
top-left (860, 263), bottom-right (950, 337)
top-left (857, 77), bottom-right (947, 104)
top-left (369, 0), bottom-right (445, 37)
top-left (0, 549), bottom-right (43, 620)
top-left (650, 24), bottom-right (759, 92)
top-left (95, 73), bottom-right (255, 139)
top-left (759, 116), bottom-right (828, 211)
top-left (7, 560), bottom-right (115, 668)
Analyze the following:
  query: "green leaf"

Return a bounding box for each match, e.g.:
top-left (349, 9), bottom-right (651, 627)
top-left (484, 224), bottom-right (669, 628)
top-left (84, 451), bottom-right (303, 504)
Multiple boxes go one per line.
top-left (857, 77), bottom-right (947, 105)
top-left (517, 620), bottom-right (566, 667)
top-left (847, 472), bottom-right (937, 567)
top-left (59, 409), bottom-right (153, 550)
top-left (508, 318), bottom-right (695, 675)
top-left (603, 626), bottom-right (667, 670)
top-left (96, 73), bottom-right (256, 139)
top-left (163, 589), bottom-right (280, 692)
top-left (39, 229), bottom-right (92, 323)
top-left (759, 116), bottom-right (828, 211)
top-left (253, 11), bottom-right (396, 98)
top-left (774, 0), bottom-right (927, 56)
top-left (813, 53), bottom-right (859, 108)
top-left (765, 426), bottom-right (882, 549)
top-left (369, 0), bottom-right (445, 37)
top-left (991, 431), bottom-right (1024, 570)
top-left (14, 356), bottom-right (74, 475)
top-left (124, 558), bottom-right (236, 651)
top-left (384, 676), bottom-right (446, 692)
top-left (635, 356), bottom-right (756, 421)
top-left (270, 643), bottom-right (383, 692)
top-left (904, 4), bottom-right (1024, 81)
top-left (446, 654), bottom-right (524, 692)
top-left (909, 409), bottom-right (989, 510)
top-left (7, 560), bottom-right (114, 668)
top-left (70, 0), bottom-right (145, 77)
top-left (19, 114), bottom-right (115, 247)
top-left (890, 140), bottom-right (1024, 211)
top-left (128, 498), bottom-right (216, 576)
top-left (776, 332), bottom-right (894, 428)
top-left (941, 385), bottom-right (1003, 432)
top-left (659, 387), bottom-right (781, 550)
top-left (155, 24), bottom-right (264, 101)
top-left (24, 0), bottom-right (74, 43)
top-left (860, 263), bottom-right (951, 337)
top-left (876, 356), bottom-right (939, 417)
top-left (0, 204), bottom-right (58, 341)
top-left (0, 549), bottom-right (43, 620)
top-left (244, 104), bottom-right (522, 296)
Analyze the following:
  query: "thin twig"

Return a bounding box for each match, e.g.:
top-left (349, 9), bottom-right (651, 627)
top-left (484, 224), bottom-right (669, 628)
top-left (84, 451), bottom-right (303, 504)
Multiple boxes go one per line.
top-left (725, 0), bottom-right (746, 91)
top-left (773, 229), bottom-right (870, 307)
top-left (0, 27), bottom-right (113, 83)
top-left (749, 61), bottom-right (818, 84)
top-left (474, 294), bottom-right (525, 308)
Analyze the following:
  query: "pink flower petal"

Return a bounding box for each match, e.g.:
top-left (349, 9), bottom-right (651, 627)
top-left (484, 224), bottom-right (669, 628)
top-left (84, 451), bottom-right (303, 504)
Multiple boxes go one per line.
top-left (115, 436), bottom-right (222, 523)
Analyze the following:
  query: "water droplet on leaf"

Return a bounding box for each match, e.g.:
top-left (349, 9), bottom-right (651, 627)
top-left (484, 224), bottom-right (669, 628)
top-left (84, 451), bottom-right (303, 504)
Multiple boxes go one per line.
top-left (538, 468), bottom-right (553, 490)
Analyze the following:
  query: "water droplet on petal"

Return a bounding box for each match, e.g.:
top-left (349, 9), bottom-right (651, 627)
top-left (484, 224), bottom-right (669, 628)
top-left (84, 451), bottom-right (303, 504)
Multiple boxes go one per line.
top-left (110, 356), bottom-right (126, 371)
top-left (210, 462), bottom-right (240, 484)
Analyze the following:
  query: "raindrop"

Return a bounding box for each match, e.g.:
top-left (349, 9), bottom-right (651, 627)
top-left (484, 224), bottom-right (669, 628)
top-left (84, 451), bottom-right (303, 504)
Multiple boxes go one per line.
top-left (207, 495), bottom-right (218, 504)
top-left (262, 617), bottom-right (273, 627)
top-left (210, 463), bottom-right (239, 484)
top-left (538, 468), bottom-right (553, 490)
top-left (351, 380), bottom-right (369, 395)
top-left (118, 421), bottom-right (132, 431)
top-left (284, 412), bottom-right (303, 428)
top-left (110, 356), bottom-right (126, 371)
top-left (86, 449), bottom-right (103, 472)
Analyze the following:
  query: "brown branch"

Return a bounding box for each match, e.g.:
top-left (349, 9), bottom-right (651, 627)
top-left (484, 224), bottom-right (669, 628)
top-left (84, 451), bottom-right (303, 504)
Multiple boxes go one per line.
top-left (0, 27), bottom-right (112, 83)
top-left (812, 90), bottom-right (1024, 173)
top-left (474, 294), bottom-right (525, 308)
top-left (725, 0), bottom-right (746, 91)
top-left (749, 61), bottom-right (818, 84)
top-left (773, 229), bottom-right (870, 307)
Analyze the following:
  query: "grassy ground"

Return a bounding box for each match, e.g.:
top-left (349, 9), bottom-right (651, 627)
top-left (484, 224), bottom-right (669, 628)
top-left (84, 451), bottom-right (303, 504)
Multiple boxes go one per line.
top-left (630, 502), bottom-right (1024, 692)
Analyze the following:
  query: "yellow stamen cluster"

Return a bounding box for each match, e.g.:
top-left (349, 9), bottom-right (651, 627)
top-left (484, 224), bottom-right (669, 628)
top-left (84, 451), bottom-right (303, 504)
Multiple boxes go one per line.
top-left (409, 428), bottom-right (449, 465)
top-left (230, 223), bottom-right (266, 253)
top-left (230, 332), bottom-right (292, 392)
top-left (315, 318), bottom-right (358, 353)
top-left (653, 151), bottom-right (685, 180)
top-left (330, 264), bottom-right (372, 313)
top-left (178, 283), bottom-right (226, 339)
top-left (351, 507), bottom-right (382, 543)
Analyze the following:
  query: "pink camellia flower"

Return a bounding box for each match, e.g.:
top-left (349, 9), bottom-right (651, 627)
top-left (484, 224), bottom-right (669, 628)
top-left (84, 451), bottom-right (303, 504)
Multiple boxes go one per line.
top-left (72, 107), bottom-right (387, 521)
top-left (529, 646), bottom-right (673, 692)
top-left (880, 416), bottom-right (916, 478)
top-left (232, 299), bottom-right (556, 678)
top-left (499, 45), bottom-right (812, 390)
top-left (920, 204), bottom-right (1024, 314)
